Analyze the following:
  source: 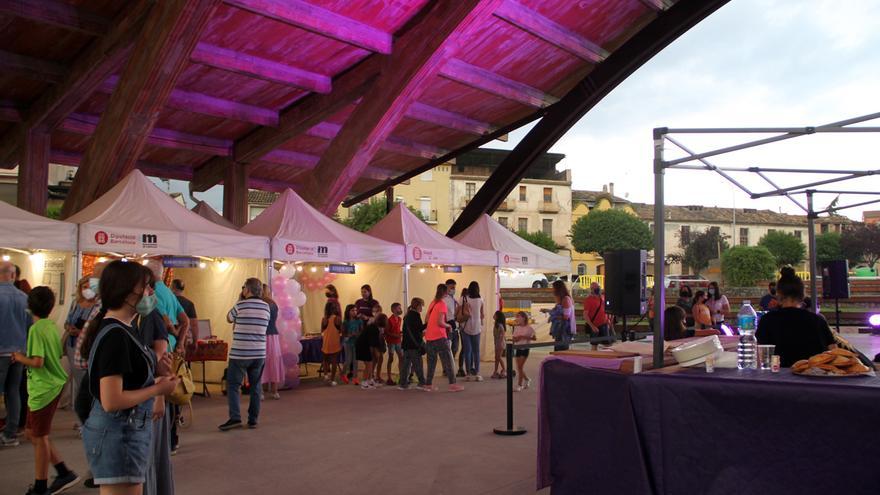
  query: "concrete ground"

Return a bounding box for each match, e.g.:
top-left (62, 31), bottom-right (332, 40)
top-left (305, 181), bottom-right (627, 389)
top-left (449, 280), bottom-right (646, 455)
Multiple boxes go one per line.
top-left (1, 349), bottom-right (554, 495)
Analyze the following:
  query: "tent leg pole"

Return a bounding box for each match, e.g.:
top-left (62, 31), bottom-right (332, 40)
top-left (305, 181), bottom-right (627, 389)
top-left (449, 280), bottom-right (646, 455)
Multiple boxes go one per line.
top-left (653, 129), bottom-right (667, 370)
top-left (807, 191), bottom-right (818, 314)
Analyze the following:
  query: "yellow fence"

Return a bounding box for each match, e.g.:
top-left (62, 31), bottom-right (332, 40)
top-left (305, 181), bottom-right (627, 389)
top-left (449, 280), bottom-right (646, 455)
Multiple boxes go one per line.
top-left (578, 274), bottom-right (654, 290)
top-left (796, 271), bottom-right (811, 281)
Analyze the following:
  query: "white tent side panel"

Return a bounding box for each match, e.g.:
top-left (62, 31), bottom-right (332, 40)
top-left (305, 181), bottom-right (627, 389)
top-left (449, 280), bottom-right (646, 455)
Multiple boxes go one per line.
top-left (0, 201), bottom-right (77, 252)
top-left (454, 214), bottom-right (570, 273)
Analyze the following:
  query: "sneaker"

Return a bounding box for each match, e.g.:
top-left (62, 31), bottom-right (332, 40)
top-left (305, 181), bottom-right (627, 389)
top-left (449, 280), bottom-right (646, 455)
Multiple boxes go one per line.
top-left (418, 385), bottom-right (434, 392)
top-left (353, 378), bottom-right (360, 386)
top-left (247, 421), bottom-right (258, 429)
top-left (218, 419), bottom-right (242, 431)
top-left (170, 444), bottom-right (180, 456)
top-left (83, 478), bottom-right (97, 489)
top-left (272, 392), bottom-right (281, 400)
top-left (464, 375), bottom-right (472, 382)
top-left (25, 485), bottom-right (50, 495)
top-left (525, 378), bottom-right (532, 389)
top-left (456, 369), bottom-right (466, 378)
top-left (386, 378), bottom-right (395, 386)
top-left (341, 375), bottom-right (349, 385)
top-left (373, 380), bottom-right (384, 388)
top-left (448, 384), bottom-right (465, 392)
top-left (491, 372), bottom-right (501, 379)
top-left (50, 471), bottom-right (81, 494)
top-left (360, 382), bottom-right (375, 390)
top-left (329, 381), bottom-right (337, 387)
top-left (0, 434), bottom-right (19, 447)
top-left (515, 385), bottom-right (524, 392)
top-left (475, 375), bottom-right (483, 382)
top-left (397, 385), bottom-right (409, 391)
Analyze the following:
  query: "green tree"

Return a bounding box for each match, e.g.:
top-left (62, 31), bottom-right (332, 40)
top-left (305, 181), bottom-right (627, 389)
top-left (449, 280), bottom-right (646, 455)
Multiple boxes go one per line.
top-left (341, 199), bottom-right (425, 232)
top-left (669, 227), bottom-right (729, 276)
top-left (840, 223), bottom-right (880, 269)
top-left (815, 232), bottom-right (843, 263)
top-left (758, 231), bottom-right (806, 267)
top-left (516, 230), bottom-right (561, 252)
top-left (721, 245), bottom-right (777, 287)
top-left (569, 209), bottom-right (652, 255)
top-left (46, 205), bottom-right (62, 219)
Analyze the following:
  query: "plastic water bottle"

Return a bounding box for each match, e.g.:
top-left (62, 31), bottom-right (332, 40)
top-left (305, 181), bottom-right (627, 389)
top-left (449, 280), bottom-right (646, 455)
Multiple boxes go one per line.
top-left (737, 300), bottom-right (758, 370)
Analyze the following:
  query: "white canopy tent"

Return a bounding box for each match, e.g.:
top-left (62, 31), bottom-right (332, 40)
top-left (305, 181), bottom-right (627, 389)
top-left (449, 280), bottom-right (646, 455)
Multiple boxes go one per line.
top-left (242, 189), bottom-right (405, 333)
top-left (191, 200), bottom-right (236, 229)
top-left (368, 204), bottom-right (498, 360)
top-left (0, 200), bottom-right (78, 324)
top-left (453, 213), bottom-right (571, 273)
top-left (67, 170), bottom-right (269, 259)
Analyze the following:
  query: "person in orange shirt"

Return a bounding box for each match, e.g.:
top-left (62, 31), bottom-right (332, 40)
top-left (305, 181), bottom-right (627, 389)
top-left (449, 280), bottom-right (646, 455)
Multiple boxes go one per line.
top-left (320, 302), bottom-right (342, 386)
top-left (692, 290), bottom-right (713, 330)
top-left (424, 284), bottom-right (463, 393)
top-left (582, 282), bottom-right (610, 338)
top-left (385, 303), bottom-right (404, 386)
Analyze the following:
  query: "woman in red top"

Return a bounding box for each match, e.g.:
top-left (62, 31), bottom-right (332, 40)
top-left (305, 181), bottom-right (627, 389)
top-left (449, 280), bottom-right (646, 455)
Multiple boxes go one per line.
top-left (384, 303), bottom-right (404, 386)
top-left (424, 284), bottom-right (464, 392)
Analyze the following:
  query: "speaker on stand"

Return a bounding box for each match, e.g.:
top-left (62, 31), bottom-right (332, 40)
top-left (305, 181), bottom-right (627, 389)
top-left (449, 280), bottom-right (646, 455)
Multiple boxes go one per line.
top-left (604, 250), bottom-right (648, 341)
top-left (821, 260), bottom-right (849, 332)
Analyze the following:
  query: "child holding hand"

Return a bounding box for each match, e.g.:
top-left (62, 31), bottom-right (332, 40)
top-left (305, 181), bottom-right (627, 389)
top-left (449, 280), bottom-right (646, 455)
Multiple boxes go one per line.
top-left (491, 311), bottom-right (507, 379)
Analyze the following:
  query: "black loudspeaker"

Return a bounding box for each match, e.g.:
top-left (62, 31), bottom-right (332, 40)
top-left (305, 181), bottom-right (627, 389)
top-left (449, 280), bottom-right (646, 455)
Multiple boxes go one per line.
top-left (821, 260), bottom-right (850, 299)
top-left (604, 249), bottom-right (647, 315)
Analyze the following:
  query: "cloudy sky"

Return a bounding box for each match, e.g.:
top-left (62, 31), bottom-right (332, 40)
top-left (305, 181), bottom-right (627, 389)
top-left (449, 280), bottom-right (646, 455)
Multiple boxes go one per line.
top-left (491, 0), bottom-right (880, 220)
top-left (173, 0), bottom-right (880, 221)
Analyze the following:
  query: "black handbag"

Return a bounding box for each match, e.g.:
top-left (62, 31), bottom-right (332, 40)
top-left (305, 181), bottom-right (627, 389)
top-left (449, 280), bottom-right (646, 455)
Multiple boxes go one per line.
top-left (74, 373), bottom-right (92, 423)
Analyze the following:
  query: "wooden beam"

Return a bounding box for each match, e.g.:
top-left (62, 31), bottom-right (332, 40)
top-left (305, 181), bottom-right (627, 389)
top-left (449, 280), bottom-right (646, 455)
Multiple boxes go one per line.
top-left (638, 0), bottom-right (675, 12)
top-left (190, 42), bottom-right (331, 93)
top-left (98, 75), bottom-right (279, 126)
top-left (0, 49), bottom-right (66, 83)
top-left (262, 149), bottom-right (319, 169)
top-left (0, 0), bottom-right (110, 36)
top-left (48, 149), bottom-right (194, 181)
top-left (0, 0), bottom-right (152, 167)
top-left (224, 0), bottom-right (392, 54)
top-left (301, 0), bottom-right (502, 214)
top-left (248, 176), bottom-right (301, 193)
top-left (16, 129), bottom-right (49, 214)
top-left (62, 0), bottom-right (220, 217)
top-left (494, 0), bottom-right (609, 63)
top-left (303, 121), bottom-right (448, 158)
top-left (222, 160), bottom-right (248, 227)
top-left (406, 102), bottom-right (495, 135)
top-left (0, 101), bottom-right (21, 122)
top-left (59, 113), bottom-right (232, 156)
top-left (439, 58), bottom-right (559, 108)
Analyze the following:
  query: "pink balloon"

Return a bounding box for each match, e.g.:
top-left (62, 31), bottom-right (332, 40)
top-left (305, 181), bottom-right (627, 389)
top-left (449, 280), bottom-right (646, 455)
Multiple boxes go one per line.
top-left (292, 319), bottom-right (302, 331)
top-left (280, 306), bottom-right (297, 321)
top-left (291, 341), bottom-right (303, 355)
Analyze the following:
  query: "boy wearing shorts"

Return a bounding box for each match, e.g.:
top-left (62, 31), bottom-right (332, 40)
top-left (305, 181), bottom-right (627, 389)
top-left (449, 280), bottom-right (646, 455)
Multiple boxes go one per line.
top-left (12, 287), bottom-right (80, 494)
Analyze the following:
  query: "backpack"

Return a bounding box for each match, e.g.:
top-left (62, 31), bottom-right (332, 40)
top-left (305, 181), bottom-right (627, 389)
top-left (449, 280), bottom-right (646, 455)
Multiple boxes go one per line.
top-left (167, 352), bottom-right (194, 406)
top-left (455, 296), bottom-right (471, 324)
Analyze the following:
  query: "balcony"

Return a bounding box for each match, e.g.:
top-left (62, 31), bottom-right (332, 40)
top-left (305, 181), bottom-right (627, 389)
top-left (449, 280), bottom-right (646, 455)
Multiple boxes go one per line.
top-left (539, 201), bottom-right (560, 213)
top-left (497, 199), bottom-right (516, 211)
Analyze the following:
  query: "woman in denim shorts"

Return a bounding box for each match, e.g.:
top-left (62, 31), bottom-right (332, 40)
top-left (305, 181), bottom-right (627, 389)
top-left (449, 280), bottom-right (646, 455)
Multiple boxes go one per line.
top-left (78, 261), bottom-right (178, 492)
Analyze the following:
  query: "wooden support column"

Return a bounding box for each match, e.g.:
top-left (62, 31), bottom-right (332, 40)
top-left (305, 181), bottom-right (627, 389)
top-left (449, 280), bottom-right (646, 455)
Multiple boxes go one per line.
top-left (223, 161), bottom-right (249, 228)
top-left (300, 0), bottom-right (501, 214)
top-left (62, 0), bottom-right (219, 217)
top-left (385, 186), bottom-right (394, 214)
top-left (16, 129), bottom-right (50, 214)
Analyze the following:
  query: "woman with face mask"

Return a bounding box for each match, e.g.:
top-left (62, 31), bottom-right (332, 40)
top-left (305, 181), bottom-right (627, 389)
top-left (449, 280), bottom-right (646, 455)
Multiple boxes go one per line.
top-left (692, 291), bottom-right (713, 330)
top-left (63, 277), bottom-right (97, 425)
top-left (706, 282), bottom-right (730, 329)
top-left (78, 261), bottom-right (178, 493)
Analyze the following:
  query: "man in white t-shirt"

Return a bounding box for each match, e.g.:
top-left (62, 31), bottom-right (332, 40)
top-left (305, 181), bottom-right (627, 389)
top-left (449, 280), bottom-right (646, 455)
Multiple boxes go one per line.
top-left (442, 279), bottom-right (460, 376)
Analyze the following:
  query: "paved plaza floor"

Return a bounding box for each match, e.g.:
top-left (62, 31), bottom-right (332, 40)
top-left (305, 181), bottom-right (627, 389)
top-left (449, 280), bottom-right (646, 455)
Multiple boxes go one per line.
top-left (2, 349), bottom-right (553, 495)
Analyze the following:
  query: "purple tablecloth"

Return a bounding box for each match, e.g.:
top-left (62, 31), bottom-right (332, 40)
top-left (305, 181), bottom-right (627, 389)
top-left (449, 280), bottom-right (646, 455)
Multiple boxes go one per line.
top-left (539, 360), bottom-right (880, 494)
top-left (299, 337), bottom-right (324, 364)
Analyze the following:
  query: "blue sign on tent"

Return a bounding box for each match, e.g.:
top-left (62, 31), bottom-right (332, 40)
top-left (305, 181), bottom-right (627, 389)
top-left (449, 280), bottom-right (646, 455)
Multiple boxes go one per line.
top-left (443, 265), bottom-right (463, 273)
top-left (329, 264), bottom-right (356, 274)
top-left (163, 256), bottom-right (199, 268)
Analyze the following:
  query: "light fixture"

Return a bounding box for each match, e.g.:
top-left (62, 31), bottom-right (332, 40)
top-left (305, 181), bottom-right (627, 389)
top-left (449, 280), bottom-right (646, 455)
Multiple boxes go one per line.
top-left (310, 266), bottom-right (317, 273)
top-left (405, 264), bottom-right (411, 271)
top-left (217, 259), bottom-right (229, 270)
top-left (198, 262), bottom-right (207, 269)
top-left (296, 265), bottom-right (304, 272)
top-left (419, 267), bottom-right (426, 273)
top-left (869, 314), bottom-right (880, 328)
top-left (97, 257), bottom-right (107, 263)
top-left (1, 255), bottom-right (9, 262)
top-left (323, 266), bottom-right (329, 272)
top-left (141, 259), bottom-right (149, 265)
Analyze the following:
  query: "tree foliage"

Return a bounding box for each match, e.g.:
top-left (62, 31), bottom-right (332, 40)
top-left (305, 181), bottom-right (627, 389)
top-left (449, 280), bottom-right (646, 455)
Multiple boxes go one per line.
top-left (758, 231), bottom-right (806, 267)
top-left (516, 230), bottom-right (561, 252)
top-left (815, 232), bottom-right (844, 263)
top-left (670, 227), bottom-right (729, 276)
top-left (840, 223), bottom-right (880, 269)
top-left (570, 209), bottom-right (652, 255)
top-left (45, 205), bottom-right (62, 219)
top-left (341, 199), bottom-right (425, 232)
top-left (721, 245), bottom-right (777, 287)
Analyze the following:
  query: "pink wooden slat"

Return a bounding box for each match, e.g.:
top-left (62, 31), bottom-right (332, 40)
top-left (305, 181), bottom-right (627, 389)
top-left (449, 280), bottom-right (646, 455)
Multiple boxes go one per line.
top-left (49, 149), bottom-right (195, 181)
top-left (494, 0), bottom-right (608, 62)
top-left (304, 120), bottom-right (448, 158)
top-left (224, 0), bottom-right (392, 54)
top-left (262, 149), bottom-right (320, 169)
top-left (439, 58), bottom-right (559, 108)
top-left (191, 42), bottom-right (331, 93)
top-left (0, 0), bottom-right (110, 36)
top-left (406, 101), bottom-right (494, 135)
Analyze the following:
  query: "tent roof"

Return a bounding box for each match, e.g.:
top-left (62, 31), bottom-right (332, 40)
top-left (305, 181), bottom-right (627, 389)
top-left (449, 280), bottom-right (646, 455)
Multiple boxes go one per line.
top-left (368, 203), bottom-right (496, 266)
top-left (191, 201), bottom-right (236, 229)
top-left (67, 170), bottom-right (269, 258)
top-left (0, 200), bottom-right (77, 252)
top-left (454, 214), bottom-right (569, 273)
top-left (241, 189), bottom-right (404, 264)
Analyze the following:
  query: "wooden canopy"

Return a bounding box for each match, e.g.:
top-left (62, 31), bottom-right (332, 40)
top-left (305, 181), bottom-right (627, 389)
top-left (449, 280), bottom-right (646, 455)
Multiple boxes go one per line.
top-left (0, 0), bottom-right (694, 225)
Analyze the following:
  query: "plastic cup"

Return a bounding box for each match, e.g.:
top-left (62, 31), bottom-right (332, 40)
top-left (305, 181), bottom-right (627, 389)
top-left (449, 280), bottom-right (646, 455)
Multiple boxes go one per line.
top-left (757, 345), bottom-right (775, 371)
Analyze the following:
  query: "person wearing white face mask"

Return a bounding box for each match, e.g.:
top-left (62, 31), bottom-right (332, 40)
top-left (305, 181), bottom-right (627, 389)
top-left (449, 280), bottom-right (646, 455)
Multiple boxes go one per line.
top-left (62, 277), bottom-right (97, 427)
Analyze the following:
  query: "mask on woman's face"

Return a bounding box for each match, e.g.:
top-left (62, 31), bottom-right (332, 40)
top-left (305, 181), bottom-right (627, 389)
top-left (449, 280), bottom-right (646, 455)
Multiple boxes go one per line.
top-left (135, 292), bottom-right (158, 317)
top-left (81, 287), bottom-right (96, 300)
top-left (770, 288), bottom-right (777, 295)
top-left (708, 288), bottom-right (716, 296)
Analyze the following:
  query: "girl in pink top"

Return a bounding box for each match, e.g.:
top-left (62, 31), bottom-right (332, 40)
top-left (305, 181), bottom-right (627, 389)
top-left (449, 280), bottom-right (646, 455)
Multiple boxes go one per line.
top-left (511, 311), bottom-right (536, 392)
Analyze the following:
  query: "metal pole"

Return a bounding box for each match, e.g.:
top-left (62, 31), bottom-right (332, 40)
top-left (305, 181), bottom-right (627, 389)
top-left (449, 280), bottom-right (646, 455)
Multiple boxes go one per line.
top-left (494, 341), bottom-right (526, 436)
top-left (653, 129), bottom-right (666, 370)
top-left (806, 191), bottom-right (819, 314)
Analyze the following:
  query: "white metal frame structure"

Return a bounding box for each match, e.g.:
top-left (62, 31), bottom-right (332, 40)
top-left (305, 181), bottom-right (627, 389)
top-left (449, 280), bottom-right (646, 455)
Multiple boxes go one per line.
top-left (651, 112), bottom-right (880, 368)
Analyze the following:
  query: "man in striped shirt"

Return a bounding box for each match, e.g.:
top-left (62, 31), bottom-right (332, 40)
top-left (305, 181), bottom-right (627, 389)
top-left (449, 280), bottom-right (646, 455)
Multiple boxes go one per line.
top-left (219, 278), bottom-right (270, 431)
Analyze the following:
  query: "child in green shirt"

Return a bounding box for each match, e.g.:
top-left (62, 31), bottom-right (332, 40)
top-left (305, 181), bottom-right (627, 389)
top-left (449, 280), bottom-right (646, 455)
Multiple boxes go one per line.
top-left (12, 287), bottom-right (80, 495)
